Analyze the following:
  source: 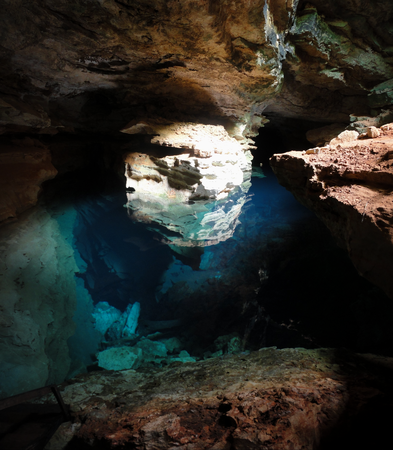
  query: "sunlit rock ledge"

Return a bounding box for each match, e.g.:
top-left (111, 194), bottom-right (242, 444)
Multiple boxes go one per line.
top-left (122, 122), bottom-right (254, 250)
top-left (39, 347), bottom-right (393, 450)
top-left (270, 124), bottom-right (393, 300)
top-left (122, 122), bottom-right (253, 201)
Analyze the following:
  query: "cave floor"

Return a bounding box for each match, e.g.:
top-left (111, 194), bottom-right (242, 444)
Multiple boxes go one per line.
top-left (35, 347), bottom-right (393, 450)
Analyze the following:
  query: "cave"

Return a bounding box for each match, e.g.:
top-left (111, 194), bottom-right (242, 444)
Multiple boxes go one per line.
top-left (1, 1), bottom-right (393, 449)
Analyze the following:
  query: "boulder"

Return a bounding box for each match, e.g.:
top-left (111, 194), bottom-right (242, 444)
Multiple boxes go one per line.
top-left (306, 123), bottom-right (347, 146)
top-left (106, 302), bottom-right (140, 341)
top-left (135, 339), bottom-right (168, 362)
top-left (329, 130), bottom-right (359, 146)
top-left (270, 129), bottom-right (393, 300)
top-left (97, 346), bottom-right (143, 371)
top-left (366, 126), bottom-right (381, 138)
top-left (92, 302), bottom-right (122, 336)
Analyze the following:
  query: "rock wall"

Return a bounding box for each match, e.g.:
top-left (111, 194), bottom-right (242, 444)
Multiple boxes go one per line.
top-left (0, 206), bottom-right (77, 398)
top-left (0, 138), bottom-right (57, 224)
top-left (270, 125), bottom-right (393, 300)
top-left (2, 0), bottom-right (392, 137)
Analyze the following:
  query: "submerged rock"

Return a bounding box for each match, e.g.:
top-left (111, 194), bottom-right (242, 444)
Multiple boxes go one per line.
top-left (92, 302), bottom-right (122, 336)
top-left (105, 302), bottom-right (141, 341)
top-left (97, 346), bottom-right (142, 371)
top-left (0, 206), bottom-right (77, 398)
top-left (135, 339), bottom-right (168, 362)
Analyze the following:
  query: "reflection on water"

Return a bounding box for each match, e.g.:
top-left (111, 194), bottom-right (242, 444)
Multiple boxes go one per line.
top-left (72, 164), bottom-right (393, 369)
top-left (74, 166), bottom-right (312, 350)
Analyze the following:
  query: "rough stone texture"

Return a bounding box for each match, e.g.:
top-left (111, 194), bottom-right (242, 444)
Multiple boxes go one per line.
top-left (0, 138), bottom-right (57, 224)
top-left (0, 0), bottom-right (291, 136)
top-left (0, 206), bottom-right (77, 398)
top-left (270, 126), bottom-right (393, 300)
top-left (306, 123), bottom-right (347, 146)
top-left (97, 346), bottom-right (143, 371)
top-left (1, 0), bottom-right (393, 137)
top-left (329, 129), bottom-right (359, 146)
top-left (92, 301), bottom-right (122, 336)
top-left (265, 0), bottom-right (393, 121)
top-left (39, 347), bottom-right (393, 450)
top-left (2, 0), bottom-right (393, 226)
top-left (123, 123), bottom-right (252, 201)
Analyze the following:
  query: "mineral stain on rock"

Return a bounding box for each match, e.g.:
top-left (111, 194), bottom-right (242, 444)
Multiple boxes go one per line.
top-left (40, 348), bottom-right (393, 450)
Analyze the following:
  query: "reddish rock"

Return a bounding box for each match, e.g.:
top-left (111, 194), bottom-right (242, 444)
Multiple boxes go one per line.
top-left (40, 348), bottom-right (393, 450)
top-left (270, 127), bottom-right (393, 300)
top-left (0, 138), bottom-right (57, 224)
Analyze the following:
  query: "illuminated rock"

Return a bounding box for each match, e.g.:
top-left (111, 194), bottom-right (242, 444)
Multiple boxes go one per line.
top-left (125, 177), bottom-right (252, 254)
top-left (106, 302), bottom-right (141, 341)
top-left (123, 123), bottom-right (253, 202)
top-left (92, 302), bottom-right (122, 336)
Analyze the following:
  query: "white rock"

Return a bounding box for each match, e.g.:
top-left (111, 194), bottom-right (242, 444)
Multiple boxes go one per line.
top-left (92, 302), bottom-right (122, 336)
top-left (381, 123), bottom-right (393, 131)
top-left (366, 126), bottom-right (380, 138)
top-left (122, 302), bottom-right (141, 337)
top-left (329, 130), bottom-right (359, 146)
top-left (106, 302), bottom-right (141, 340)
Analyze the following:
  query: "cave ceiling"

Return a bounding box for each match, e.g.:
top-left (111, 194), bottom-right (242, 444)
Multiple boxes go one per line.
top-left (1, 0), bottom-right (393, 137)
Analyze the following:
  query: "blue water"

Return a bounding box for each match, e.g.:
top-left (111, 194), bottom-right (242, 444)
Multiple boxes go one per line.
top-left (72, 165), bottom-right (391, 355)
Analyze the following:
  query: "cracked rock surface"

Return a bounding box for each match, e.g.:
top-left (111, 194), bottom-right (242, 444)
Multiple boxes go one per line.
top-left (270, 126), bottom-right (393, 300)
top-left (40, 347), bottom-right (393, 450)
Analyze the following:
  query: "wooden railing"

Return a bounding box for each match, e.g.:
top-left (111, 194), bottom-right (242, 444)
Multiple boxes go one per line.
top-left (0, 385), bottom-right (70, 420)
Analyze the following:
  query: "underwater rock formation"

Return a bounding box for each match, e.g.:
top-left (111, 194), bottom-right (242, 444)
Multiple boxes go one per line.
top-left (92, 302), bottom-right (122, 337)
top-left (270, 124), bottom-right (393, 300)
top-left (0, 206), bottom-right (77, 398)
top-left (126, 178), bottom-right (252, 252)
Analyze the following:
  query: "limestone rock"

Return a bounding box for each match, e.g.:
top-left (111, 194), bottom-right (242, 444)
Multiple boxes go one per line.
top-left (368, 78), bottom-right (393, 108)
top-left (97, 346), bottom-right (142, 371)
top-left (161, 337), bottom-right (183, 354)
top-left (0, 138), bottom-right (57, 224)
top-left (40, 348), bottom-right (393, 450)
top-left (0, 0), bottom-right (287, 135)
top-left (92, 302), bottom-right (122, 336)
top-left (106, 302), bottom-right (141, 341)
top-left (124, 151), bottom-right (253, 265)
top-left (0, 207), bottom-right (77, 398)
top-left (168, 350), bottom-right (196, 363)
top-left (381, 123), bottom-right (393, 131)
top-left (329, 130), bottom-right (359, 146)
top-left (270, 130), bottom-right (393, 300)
top-left (123, 123), bottom-right (253, 202)
top-left (366, 126), bottom-right (381, 138)
top-left (135, 339), bottom-right (168, 362)
top-left (306, 123), bottom-right (347, 146)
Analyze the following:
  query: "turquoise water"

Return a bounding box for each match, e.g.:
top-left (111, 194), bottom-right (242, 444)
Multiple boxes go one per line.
top-left (71, 164), bottom-right (392, 358)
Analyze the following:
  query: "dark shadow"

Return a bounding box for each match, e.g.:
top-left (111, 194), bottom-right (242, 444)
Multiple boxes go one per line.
top-left (317, 348), bottom-right (393, 450)
top-left (48, 72), bottom-right (235, 135)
